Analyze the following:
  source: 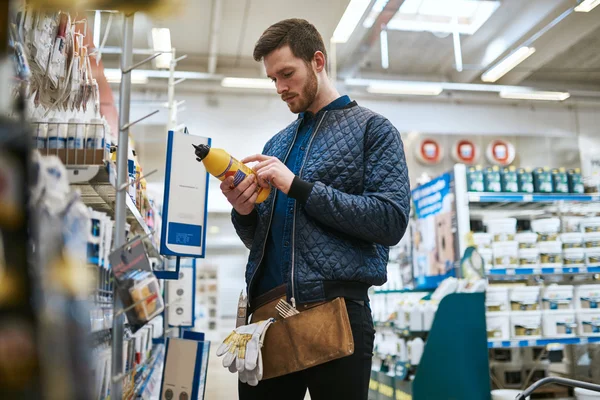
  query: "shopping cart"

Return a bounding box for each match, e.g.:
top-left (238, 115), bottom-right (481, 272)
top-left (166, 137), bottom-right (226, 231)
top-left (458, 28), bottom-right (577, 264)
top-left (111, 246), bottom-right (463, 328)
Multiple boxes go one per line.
top-left (517, 377), bottom-right (600, 400)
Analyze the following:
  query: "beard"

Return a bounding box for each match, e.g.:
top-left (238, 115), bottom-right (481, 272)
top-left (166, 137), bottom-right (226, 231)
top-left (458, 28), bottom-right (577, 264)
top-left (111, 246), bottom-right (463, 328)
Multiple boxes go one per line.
top-left (285, 68), bottom-right (318, 114)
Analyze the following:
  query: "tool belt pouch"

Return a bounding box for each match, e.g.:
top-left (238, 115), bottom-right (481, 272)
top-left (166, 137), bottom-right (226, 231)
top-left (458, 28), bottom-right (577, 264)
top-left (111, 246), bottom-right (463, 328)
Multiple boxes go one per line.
top-left (254, 297), bottom-right (355, 380)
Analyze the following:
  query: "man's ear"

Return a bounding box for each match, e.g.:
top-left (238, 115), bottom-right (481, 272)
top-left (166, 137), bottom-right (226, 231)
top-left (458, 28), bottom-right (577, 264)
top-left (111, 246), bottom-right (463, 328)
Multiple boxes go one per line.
top-left (313, 51), bottom-right (326, 73)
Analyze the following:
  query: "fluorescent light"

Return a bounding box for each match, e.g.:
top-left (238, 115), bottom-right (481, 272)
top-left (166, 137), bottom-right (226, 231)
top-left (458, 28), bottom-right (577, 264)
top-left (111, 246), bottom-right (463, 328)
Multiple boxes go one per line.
top-left (481, 46), bottom-right (535, 83)
top-left (388, 0), bottom-right (500, 35)
top-left (575, 0), bottom-right (600, 12)
top-left (499, 90), bottom-right (571, 101)
top-left (104, 69), bottom-right (149, 84)
top-left (380, 29), bottom-right (389, 69)
top-left (363, 0), bottom-right (389, 28)
top-left (367, 82), bottom-right (443, 96)
top-left (93, 11), bottom-right (101, 47)
top-left (332, 0), bottom-right (371, 43)
top-left (151, 28), bottom-right (173, 69)
top-left (221, 77), bottom-right (274, 89)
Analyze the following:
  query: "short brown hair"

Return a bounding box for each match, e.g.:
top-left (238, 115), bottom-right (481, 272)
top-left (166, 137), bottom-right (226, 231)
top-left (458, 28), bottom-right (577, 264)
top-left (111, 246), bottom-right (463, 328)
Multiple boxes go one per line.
top-left (253, 19), bottom-right (327, 67)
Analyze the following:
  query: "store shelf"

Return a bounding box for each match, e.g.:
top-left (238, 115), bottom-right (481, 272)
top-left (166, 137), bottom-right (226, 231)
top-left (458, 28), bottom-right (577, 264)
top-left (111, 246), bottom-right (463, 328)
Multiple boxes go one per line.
top-left (468, 192), bottom-right (599, 210)
top-left (488, 336), bottom-right (600, 348)
top-left (68, 164), bottom-right (159, 257)
top-left (487, 266), bottom-right (600, 278)
top-left (373, 288), bottom-right (434, 295)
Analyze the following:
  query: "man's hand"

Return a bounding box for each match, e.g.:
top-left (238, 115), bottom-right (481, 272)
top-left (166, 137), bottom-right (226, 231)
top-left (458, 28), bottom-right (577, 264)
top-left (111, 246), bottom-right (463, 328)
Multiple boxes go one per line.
top-left (221, 174), bottom-right (258, 215)
top-left (241, 154), bottom-right (295, 195)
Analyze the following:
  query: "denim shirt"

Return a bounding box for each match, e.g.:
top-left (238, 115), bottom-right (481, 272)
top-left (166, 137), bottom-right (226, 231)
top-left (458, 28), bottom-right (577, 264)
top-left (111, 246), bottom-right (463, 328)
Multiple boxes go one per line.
top-left (255, 95), bottom-right (353, 296)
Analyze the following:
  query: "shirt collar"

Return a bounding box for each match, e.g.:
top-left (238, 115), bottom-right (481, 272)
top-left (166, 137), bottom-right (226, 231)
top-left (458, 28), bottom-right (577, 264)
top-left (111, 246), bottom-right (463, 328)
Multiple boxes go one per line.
top-left (299, 95), bottom-right (352, 121)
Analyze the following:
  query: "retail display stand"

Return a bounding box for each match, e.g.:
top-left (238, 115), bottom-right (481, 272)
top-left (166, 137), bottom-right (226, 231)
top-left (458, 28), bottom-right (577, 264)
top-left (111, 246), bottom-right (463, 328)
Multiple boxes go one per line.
top-left (371, 293), bottom-right (491, 400)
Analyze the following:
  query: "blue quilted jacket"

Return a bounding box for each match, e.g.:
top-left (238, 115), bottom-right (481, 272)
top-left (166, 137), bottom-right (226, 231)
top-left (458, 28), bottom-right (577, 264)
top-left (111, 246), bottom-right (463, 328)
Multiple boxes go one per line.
top-left (232, 101), bottom-right (410, 306)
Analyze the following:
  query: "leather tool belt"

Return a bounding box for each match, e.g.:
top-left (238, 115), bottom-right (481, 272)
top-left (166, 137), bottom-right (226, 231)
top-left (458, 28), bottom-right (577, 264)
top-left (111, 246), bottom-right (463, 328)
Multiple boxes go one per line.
top-left (249, 285), bottom-right (355, 380)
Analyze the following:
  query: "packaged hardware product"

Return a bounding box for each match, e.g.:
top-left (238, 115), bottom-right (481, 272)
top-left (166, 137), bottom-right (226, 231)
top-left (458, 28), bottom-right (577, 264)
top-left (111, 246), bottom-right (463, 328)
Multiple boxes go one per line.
top-left (479, 248), bottom-right (493, 268)
top-left (587, 251), bottom-right (600, 267)
top-left (542, 285), bottom-right (574, 310)
top-left (584, 233), bottom-right (600, 251)
top-left (484, 166), bottom-right (502, 192)
top-left (510, 311), bottom-right (542, 338)
top-left (551, 168), bottom-right (569, 194)
top-left (487, 312), bottom-right (510, 340)
top-left (533, 167), bottom-right (553, 193)
top-left (486, 218), bottom-right (517, 242)
top-left (519, 248), bottom-right (539, 266)
top-left (194, 144), bottom-right (271, 203)
top-left (517, 168), bottom-right (534, 193)
top-left (539, 242), bottom-right (563, 267)
top-left (577, 310), bottom-right (600, 336)
top-left (581, 218), bottom-right (600, 233)
top-left (567, 168), bottom-right (584, 194)
top-left (563, 248), bottom-right (585, 266)
top-left (543, 310), bottom-right (577, 337)
top-left (510, 287), bottom-right (540, 311)
top-left (467, 166), bottom-right (485, 192)
top-left (532, 218), bottom-right (561, 242)
top-left (486, 286), bottom-right (510, 312)
top-left (501, 167), bottom-right (519, 193)
top-left (493, 241), bottom-right (519, 268)
top-left (515, 232), bottom-right (538, 249)
top-left (560, 233), bottom-right (583, 249)
top-left (576, 285), bottom-right (600, 309)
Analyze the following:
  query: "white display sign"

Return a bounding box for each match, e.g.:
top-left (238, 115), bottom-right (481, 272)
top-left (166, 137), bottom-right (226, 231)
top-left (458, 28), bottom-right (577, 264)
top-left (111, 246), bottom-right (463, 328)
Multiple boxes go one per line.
top-left (167, 264), bottom-right (195, 327)
top-left (160, 130), bottom-right (210, 258)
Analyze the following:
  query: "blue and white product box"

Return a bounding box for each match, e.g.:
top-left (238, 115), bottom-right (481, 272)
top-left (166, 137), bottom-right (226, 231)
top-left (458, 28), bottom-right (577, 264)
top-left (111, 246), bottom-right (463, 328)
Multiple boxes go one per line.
top-left (160, 130), bottom-right (210, 259)
top-left (160, 333), bottom-right (210, 400)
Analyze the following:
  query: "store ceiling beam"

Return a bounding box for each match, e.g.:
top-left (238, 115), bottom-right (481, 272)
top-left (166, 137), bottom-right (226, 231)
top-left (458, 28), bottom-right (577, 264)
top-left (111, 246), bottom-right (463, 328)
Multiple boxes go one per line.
top-left (497, 6), bottom-right (600, 85)
top-left (438, 0), bottom-right (571, 84)
top-left (208, 0), bottom-right (223, 75)
top-left (337, 0), bottom-right (403, 78)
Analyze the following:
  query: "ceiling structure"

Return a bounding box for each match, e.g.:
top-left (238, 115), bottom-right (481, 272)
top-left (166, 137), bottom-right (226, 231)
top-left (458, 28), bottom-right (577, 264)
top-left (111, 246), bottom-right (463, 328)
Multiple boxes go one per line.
top-left (93, 0), bottom-right (600, 99)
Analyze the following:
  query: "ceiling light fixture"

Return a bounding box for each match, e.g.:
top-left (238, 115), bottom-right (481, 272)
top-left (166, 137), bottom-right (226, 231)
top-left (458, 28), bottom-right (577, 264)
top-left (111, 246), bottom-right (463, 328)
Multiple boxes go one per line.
top-left (575, 0), bottom-right (600, 12)
top-left (499, 90), bottom-right (571, 101)
top-left (221, 77), bottom-right (275, 90)
top-left (481, 46), bottom-right (535, 82)
top-left (367, 82), bottom-right (443, 96)
top-left (104, 69), bottom-right (149, 84)
top-left (332, 0), bottom-right (371, 43)
top-left (380, 28), bottom-right (389, 69)
top-left (151, 28), bottom-right (173, 69)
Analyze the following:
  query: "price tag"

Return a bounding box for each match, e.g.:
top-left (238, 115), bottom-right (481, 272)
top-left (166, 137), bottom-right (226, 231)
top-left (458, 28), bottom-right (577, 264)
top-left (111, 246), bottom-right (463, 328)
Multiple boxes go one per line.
top-left (510, 340), bottom-right (520, 347)
top-left (580, 337), bottom-right (588, 345)
top-left (506, 269), bottom-right (515, 276)
top-left (581, 267), bottom-right (588, 274)
top-left (491, 341), bottom-right (501, 348)
top-left (528, 340), bottom-right (537, 347)
top-left (554, 268), bottom-right (563, 274)
top-left (533, 268), bottom-right (542, 275)
top-left (523, 195), bottom-right (533, 202)
top-left (593, 195), bottom-right (599, 202)
top-left (470, 194), bottom-right (480, 202)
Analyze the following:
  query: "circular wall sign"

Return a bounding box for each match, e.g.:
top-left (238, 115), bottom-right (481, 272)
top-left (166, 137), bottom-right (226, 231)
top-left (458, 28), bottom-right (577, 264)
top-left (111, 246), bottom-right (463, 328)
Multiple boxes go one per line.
top-left (451, 139), bottom-right (479, 164)
top-left (416, 138), bottom-right (444, 165)
top-left (486, 139), bottom-right (516, 166)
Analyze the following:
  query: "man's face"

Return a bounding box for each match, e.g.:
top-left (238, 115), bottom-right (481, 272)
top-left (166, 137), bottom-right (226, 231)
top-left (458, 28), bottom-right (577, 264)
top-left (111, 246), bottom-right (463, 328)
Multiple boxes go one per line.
top-left (264, 45), bottom-right (318, 114)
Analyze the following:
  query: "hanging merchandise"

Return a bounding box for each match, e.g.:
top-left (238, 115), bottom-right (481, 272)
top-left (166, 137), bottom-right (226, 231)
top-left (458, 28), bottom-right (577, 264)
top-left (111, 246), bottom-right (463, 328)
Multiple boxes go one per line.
top-left (415, 138), bottom-right (444, 165)
top-left (110, 237), bottom-right (164, 333)
top-left (486, 139), bottom-right (516, 166)
top-left (451, 139), bottom-right (479, 164)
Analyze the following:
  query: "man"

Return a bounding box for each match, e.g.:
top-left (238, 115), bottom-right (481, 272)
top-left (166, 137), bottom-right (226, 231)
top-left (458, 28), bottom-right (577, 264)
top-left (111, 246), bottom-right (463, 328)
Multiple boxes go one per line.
top-left (220, 18), bottom-right (410, 400)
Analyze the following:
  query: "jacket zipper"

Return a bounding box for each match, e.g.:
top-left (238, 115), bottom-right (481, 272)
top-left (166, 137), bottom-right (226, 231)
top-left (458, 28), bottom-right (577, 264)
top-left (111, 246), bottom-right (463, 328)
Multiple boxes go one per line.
top-left (247, 120), bottom-right (302, 307)
top-left (290, 111), bottom-right (329, 308)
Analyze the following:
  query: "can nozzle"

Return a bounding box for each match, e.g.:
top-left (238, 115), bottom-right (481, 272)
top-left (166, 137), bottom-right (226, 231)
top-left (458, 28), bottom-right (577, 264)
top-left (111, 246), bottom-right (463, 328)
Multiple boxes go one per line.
top-left (193, 144), bottom-right (210, 161)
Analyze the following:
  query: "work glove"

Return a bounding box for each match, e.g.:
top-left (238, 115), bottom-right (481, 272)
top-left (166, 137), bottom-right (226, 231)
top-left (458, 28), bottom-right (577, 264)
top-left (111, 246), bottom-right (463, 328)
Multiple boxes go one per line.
top-left (216, 318), bottom-right (275, 386)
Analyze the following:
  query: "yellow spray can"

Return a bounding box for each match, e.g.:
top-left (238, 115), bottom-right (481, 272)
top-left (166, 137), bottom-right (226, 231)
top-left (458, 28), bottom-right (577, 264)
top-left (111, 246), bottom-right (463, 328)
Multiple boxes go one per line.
top-left (193, 144), bottom-right (270, 203)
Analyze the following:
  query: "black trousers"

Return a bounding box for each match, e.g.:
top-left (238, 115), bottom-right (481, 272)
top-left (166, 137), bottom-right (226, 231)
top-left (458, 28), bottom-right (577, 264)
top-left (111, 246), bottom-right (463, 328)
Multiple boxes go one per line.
top-left (238, 300), bottom-right (375, 400)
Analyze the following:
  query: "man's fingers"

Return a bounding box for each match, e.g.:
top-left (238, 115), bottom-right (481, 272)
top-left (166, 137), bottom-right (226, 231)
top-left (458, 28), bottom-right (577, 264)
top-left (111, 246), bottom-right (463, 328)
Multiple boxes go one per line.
top-left (233, 173), bottom-right (256, 194)
top-left (241, 154), bottom-right (270, 164)
top-left (252, 158), bottom-right (276, 173)
top-left (220, 177), bottom-right (235, 193)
